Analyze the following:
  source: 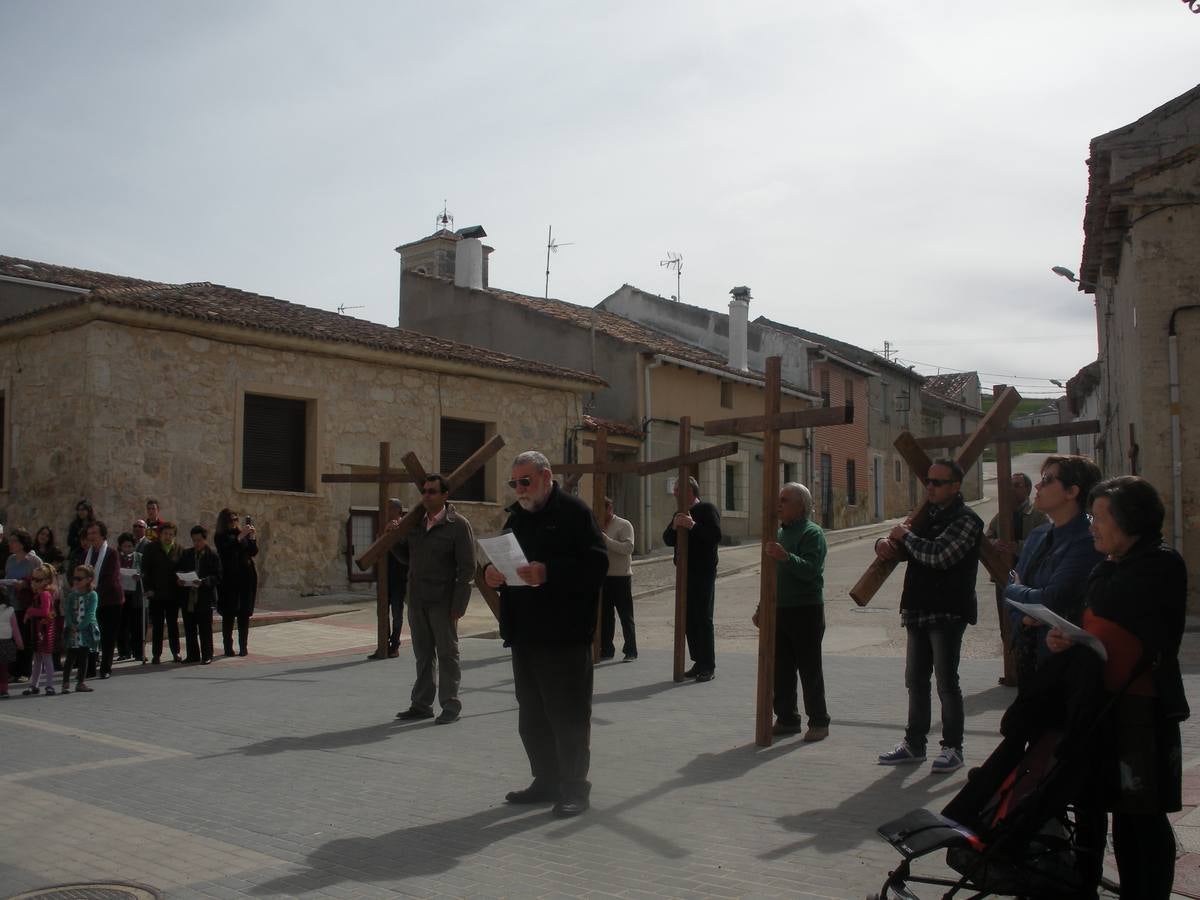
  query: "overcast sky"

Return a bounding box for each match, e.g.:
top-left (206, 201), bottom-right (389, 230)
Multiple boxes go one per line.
top-left (3, 2), bottom-right (1197, 398)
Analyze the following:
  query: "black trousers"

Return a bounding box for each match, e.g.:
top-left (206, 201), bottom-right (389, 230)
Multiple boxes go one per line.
top-left (511, 643), bottom-right (593, 799)
top-left (182, 602), bottom-right (213, 662)
top-left (119, 602), bottom-right (145, 659)
top-left (150, 597), bottom-right (181, 660)
top-left (62, 647), bottom-right (90, 687)
top-left (1113, 811), bottom-right (1176, 898)
top-left (222, 613), bottom-right (250, 654)
top-left (773, 605), bottom-right (830, 727)
top-left (599, 576), bottom-right (636, 657)
top-left (685, 572), bottom-right (716, 672)
top-left (96, 605), bottom-right (122, 675)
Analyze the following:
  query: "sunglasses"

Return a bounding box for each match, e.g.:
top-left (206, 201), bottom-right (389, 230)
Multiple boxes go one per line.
top-left (71, 576), bottom-right (89, 583)
top-left (1038, 473), bottom-right (1061, 486)
top-left (507, 476), bottom-right (536, 489)
top-left (924, 477), bottom-right (956, 487)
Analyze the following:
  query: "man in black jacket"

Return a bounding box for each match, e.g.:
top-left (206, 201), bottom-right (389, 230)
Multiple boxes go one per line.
top-left (663, 476), bottom-right (722, 681)
top-left (483, 450), bottom-right (608, 817)
top-left (874, 459), bottom-right (982, 774)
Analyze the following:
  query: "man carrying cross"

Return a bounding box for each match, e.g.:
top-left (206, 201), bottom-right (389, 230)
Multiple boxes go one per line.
top-left (663, 476), bottom-right (722, 682)
top-left (875, 458), bottom-right (983, 774)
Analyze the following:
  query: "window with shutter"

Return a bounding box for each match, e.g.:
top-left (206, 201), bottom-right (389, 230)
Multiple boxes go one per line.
top-left (243, 394), bottom-right (308, 492)
top-left (846, 459), bottom-right (857, 506)
top-left (440, 418), bottom-right (488, 501)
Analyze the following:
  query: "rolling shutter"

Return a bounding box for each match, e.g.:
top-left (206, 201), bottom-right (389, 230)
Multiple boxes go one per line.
top-left (440, 418), bottom-right (486, 501)
top-left (243, 394), bottom-right (307, 492)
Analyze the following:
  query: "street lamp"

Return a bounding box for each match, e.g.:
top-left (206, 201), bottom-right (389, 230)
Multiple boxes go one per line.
top-left (1051, 266), bottom-right (1099, 290)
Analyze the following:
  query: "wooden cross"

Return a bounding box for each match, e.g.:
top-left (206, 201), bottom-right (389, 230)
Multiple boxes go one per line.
top-left (703, 355), bottom-right (855, 747)
top-left (321, 443), bottom-right (417, 658)
top-left (904, 401), bottom-right (1101, 683)
top-left (553, 426), bottom-right (740, 680)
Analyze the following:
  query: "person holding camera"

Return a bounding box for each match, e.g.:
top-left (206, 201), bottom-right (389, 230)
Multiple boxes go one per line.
top-left (215, 509), bottom-right (258, 658)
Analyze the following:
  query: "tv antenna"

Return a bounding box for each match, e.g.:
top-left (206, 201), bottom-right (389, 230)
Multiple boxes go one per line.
top-left (544, 225), bottom-right (574, 298)
top-left (435, 201), bottom-right (454, 233)
top-left (873, 340), bottom-right (896, 361)
top-left (660, 252), bottom-right (683, 301)
top-left (337, 304), bottom-right (365, 315)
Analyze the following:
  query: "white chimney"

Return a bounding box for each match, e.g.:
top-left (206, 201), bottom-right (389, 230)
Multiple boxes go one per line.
top-left (728, 285), bottom-right (751, 371)
top-left (454, 237), bottom-right (484, 290)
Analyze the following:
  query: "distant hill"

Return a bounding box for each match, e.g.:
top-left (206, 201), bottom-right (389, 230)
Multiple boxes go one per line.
top-left (979, 396), bottom-right (1060, 459)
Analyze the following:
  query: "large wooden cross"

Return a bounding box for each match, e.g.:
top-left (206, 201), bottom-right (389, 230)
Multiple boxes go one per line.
top-left (321, 443), bottom-right (416, 658)
top-left (907, 398), bottom-right (1101, 682)
top-left (553, 425), bottom-right (740, 680)
top-left (703, 355), bottom-right (855, 747)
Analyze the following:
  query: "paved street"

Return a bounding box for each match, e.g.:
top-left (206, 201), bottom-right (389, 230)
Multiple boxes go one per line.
top-left (3, 468), bottom-right (1198, 899)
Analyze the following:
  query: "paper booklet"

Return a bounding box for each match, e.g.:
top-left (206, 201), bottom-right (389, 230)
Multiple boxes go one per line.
top-left (120, 567), bottom-right (139, 592)
top-left (476, 532), bottom-right (532, 586)
top-left (177, 571), bottom-right (201, 587)
top-left (1004, 597), bottom-right (1108, 661)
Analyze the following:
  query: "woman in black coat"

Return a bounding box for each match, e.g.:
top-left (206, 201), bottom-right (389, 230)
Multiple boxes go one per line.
top-left (176, 525), bottom-right (221, 665)
top-left (1047, 476), bottom-right (1188, 899)
top-left (214, 508), bottom-right (258, 657)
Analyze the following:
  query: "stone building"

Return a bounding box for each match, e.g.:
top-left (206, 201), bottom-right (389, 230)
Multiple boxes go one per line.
top-left (396, 231), bottom-right (822, 552)
top-left (1071, 82), bottom-right (1200, 610)
top-left (0, 256), bottom-right (602, 606)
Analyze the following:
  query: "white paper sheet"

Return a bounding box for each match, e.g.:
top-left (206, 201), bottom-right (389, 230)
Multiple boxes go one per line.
top-left (177, 570), bottom-right (201, 587)
top-left (476, 533), bottom-right (531, 586)
top-left (120, 567), bottom-right (139, 592)
top-left (1005, 597), bottom-right (1108, 661)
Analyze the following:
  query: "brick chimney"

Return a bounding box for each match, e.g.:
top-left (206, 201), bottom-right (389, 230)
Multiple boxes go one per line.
top-left (728, 286), bottom-right (751, 371)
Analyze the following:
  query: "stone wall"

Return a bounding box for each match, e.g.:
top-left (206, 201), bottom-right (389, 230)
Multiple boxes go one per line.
top-left (0, 319), bottom-right (584, 607)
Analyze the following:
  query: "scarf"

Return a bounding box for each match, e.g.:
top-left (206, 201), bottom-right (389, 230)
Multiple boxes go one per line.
top-left (85, 541), bottom-right (110, 581)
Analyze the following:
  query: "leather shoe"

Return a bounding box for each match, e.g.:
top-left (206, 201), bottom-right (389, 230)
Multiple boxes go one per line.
top-left (366, 650), bottom-right (387, 660)
top-left (682, 664), bottom-right (699, 678)
top-left (803, 726), bottom-right (829, 743)
top-left (552, 797), bottom-right (589, 817)
top-left (396, 707), bottom-right (434, 721)
top-left (772, 719), bottom-right (803, 736)
top-left (387, 648), bottom-right (399, 659)
top-left (695, 670), bottom-right (715, 682)
top-left (505, 783), bottom-right (558, 804)
top-left (435, 709), bottom-right (460, 725)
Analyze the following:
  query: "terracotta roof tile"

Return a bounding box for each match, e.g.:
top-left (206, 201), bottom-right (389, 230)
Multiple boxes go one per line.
top-left (0, 257), bottom-right (605, 387)
top-left (922, 372), bottom-right (976, 401)
top-left (582, 415), bottom-right (645, 438)
top-left (0, 255), bottom-right (163, 290)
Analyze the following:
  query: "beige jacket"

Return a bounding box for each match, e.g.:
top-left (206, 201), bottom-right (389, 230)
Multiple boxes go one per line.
top-left (603, 514), bottom-right (635, 577)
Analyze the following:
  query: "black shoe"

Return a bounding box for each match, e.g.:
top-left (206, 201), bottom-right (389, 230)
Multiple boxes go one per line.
top-left (201, 658), bottom-right (213, 665)
top-left (772, 719), bottom-right (803, 736)
top-left (682, 665), bottom-right (699, 678)
top-left (172, 655), bottom-right (183, 664)
top-left (598, 651), bottom-right (615, 661)
top-left (435, 709), bottom-right (460, 725)
top-left (238, 648), bottom-right (248, 657)
top-left (396, 707), bottom-right (434, 721)
top-left (224, 650), bottom-right (235, 658)
top-left (151, 657), bottom-right (161, 665)
top-left (623, 653), bottom-right (638, 661)
top-left (99, 673), bottom-right (110, 680)
top-left (552, 797), bottom-right (589, 817)
top-left (505, 783), bottom-right (558, 805)
top-left (695, 670), bottom-right (715, 683)
top-left (366, 650), bottom-right (387, 660)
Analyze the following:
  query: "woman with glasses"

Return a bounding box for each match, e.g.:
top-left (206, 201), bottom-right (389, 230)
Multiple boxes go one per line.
top-left (1003, 455), bottom-right (1105, 686)
top-left (214, 508), bottom-right (258, 657)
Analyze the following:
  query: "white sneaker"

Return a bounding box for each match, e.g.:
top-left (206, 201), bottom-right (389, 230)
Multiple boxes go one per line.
top-left (931, 746), bottom-right (963, 774)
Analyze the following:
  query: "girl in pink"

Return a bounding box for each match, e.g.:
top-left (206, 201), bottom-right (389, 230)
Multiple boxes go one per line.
top-left (23, 564), bottom-right (58, 695)
top-left (0, 593), bottom-right (25, 698)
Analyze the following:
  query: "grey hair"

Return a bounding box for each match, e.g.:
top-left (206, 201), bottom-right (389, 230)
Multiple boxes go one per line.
top-left (782, 482), bottom-right (813, 517)
top-left (513, 450), bottom-right (551, 472)
top-left (387, 497), bottom-right (404, 508)
top-left (687, 476), bottom-right (701, 495)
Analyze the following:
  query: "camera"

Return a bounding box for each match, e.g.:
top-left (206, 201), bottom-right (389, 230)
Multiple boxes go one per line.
top-left (244, 515), bottom-right (253, 527)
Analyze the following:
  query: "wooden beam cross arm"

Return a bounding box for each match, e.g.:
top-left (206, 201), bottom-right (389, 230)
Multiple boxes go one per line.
top-left (911, 419), bottom-right (1101, 451)
top-left (849, 386), bottom-right (1023, 606)
top-left (702, 403), bottom-right (853, 437)
top-left (354, 434), bottom-right (506, 571)
top-left (550, 441), bottom-right (740, 477)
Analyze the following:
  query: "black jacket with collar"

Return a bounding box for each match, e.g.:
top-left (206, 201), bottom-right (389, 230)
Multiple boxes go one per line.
top-left (496, 483), bottom-right (608, 646)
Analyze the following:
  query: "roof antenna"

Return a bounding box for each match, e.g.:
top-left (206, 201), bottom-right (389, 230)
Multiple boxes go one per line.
top-left (660, 251), bottom-right (682, 301)
top-left (337, 304), bottom-right (364, 315)
top-left (544, 225), bottom-right (574, 298)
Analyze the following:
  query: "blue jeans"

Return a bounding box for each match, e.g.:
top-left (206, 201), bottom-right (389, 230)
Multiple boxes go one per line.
top-left (904, 621), bottom-right (965, 753)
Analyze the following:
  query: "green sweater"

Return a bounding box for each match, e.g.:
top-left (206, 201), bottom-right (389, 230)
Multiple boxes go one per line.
top-left (776, 517), bottom-right (826, 607)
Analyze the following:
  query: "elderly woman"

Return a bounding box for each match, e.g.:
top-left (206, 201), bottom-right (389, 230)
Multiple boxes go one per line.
top-left (1046, 476), bottom-right (1188, 899)
top-left (1004, 455), bottom-right (1106, 685)
top-left (214, 508), bottom-right (258, 658)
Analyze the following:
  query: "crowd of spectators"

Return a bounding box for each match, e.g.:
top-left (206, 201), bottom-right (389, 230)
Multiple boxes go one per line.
top-left (1, 498), bottom-right (258, 696)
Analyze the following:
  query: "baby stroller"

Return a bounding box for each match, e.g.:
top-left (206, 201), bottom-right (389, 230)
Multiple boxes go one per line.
top-left (871, 647), bottom-right (1127, 899)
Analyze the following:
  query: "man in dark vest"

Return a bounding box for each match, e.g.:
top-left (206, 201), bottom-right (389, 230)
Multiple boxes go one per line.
top-left (663, 476), bottom-right (722, 682)
top-left (874, 459), bottom-right (982, 774)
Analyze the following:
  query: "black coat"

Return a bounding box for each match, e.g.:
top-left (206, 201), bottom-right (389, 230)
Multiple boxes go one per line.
top-left (663, 500), bottom-right (722, 576)
top-left (215, 530), bottom-right (258, 617)
top-left (176, 545), bottom-right (222, 612)
top-left (497, 483), bottom-right (608, 646)
top-left (141, 540), bottom-right (183, 607)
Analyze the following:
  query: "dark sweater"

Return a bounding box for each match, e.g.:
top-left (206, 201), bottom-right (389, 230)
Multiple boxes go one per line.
top-left (663, 500), bottom-right (722, 576)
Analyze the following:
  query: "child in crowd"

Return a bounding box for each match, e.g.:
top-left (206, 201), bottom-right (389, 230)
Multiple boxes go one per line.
top-left (62, 564), bottom-right (99, 694)
top-left (23, 564), bottom-right (59, 695)
top-left (0, 591), bottom-right (25, 698)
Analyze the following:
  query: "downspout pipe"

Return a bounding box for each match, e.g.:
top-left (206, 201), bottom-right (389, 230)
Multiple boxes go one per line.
top-left (642, 355), bottom-right (664, 554)
top-left (1168, 304), bottom-right (1200, 552)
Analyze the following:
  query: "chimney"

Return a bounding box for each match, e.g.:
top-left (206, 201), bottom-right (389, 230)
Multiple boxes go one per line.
top-left (728, 285), bottom-right (751, 371)
top-left (453, 225), bottom-right (487, 290)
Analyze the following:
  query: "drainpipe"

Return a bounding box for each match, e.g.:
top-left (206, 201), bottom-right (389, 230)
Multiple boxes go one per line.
top-left (1168, 304), bottom-right (1200, 552)
top-left (642, 355), bottom-right (665, 554)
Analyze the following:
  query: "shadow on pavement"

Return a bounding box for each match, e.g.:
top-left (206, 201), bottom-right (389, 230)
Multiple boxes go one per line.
top-left (763, 764), bottom-right (960, 860)
top-left (248, 805), bottom-right (552, 896)
top-left (963, 684), bottom-right (1018, 716)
